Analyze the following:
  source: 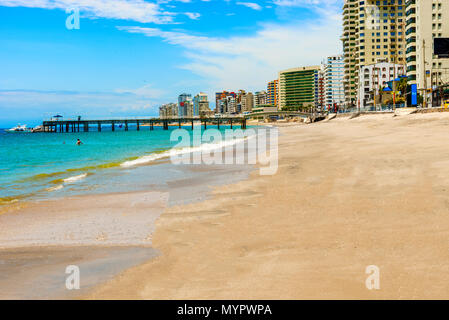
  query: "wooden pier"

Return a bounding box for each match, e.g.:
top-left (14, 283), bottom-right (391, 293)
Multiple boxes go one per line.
top-left (42, 117), bottom-right (247, 133)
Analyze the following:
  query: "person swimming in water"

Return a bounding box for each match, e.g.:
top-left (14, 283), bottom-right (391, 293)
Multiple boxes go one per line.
top-left (76, 138), bottom-right (83, 146)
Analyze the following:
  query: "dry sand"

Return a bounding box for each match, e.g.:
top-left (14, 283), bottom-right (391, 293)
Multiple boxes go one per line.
top-left (84, 111), bottom-right (449, 299)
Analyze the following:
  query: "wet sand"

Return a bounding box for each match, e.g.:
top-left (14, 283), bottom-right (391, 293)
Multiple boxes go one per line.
top-left (0, 149), bottom-right (254, 298)
top-left (0, 191), bottom-right (167, 299)
top-left (0, 246), bottom-right (158, 299)
top-left (86, 111), bottom-right (449, 299)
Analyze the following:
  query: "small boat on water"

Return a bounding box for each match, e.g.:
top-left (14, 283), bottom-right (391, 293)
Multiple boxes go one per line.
top-left (6, 124), bottom-right (32, 133)
top-left (31, 125), bottom-right (44, 133)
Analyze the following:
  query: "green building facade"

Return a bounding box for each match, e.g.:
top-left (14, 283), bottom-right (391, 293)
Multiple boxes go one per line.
top-left (278, 66), bottom-right (320, 111)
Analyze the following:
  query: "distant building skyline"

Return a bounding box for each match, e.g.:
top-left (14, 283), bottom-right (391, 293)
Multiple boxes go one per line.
top-left (0, 2), bottom-right (345, 127)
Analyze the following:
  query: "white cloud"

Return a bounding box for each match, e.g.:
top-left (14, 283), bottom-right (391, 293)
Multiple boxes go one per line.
top-left (115, 84), bottom-right (167, 98)
top-left (117, 4), bottom-right (342, 96)
top-left (236, 2), bottom-right (262, 10)
top-left (273, 0), bottom-right (342, 18)
top-left (273, 0), bottom-right (341, 6)
top-left (0, 0), bottom-right (201, 23)
top-left (184, 12), bottom-right (200, 19)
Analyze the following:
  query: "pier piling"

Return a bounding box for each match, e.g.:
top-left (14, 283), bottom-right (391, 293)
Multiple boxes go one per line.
top-left (42, 116), bottom-right (248, 134)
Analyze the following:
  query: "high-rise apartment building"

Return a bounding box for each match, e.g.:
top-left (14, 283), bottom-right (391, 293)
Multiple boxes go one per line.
top-left (240, 92), bottom-right (254, 113)
top-left (324, 55), bottom-right (345, 108)
top-left (342, 0), bottom-right (406, 107)
top-left (278, 66), bottom-right (321, 110)
top-left (217, 95), bottom-right (237, 114)
top-left (178, 93), bottom-right (192, 117)
top-left (317, 67), bottom-right (326, 109)
top-left (266, 80), bottom-right (279, 108)
top-left (215, 91), bottom-right (236, 113)
top-left (253, 91), bottom-right (267, 107)
top-left (159, 103), bottom-right (178, 119)
top-left (405, 0), bottom-right (449, 105)
top-left (193, 92), bottom-right (210, 116)
top-left (235, 90), bottom-right (246, 113)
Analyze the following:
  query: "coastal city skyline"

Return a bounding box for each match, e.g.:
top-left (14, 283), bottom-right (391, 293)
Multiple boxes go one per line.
top-left (0, 0), bottom-right (343, 127)
top-left (3, 0), bottom-right (448, 128)
top-left (161, 0), bottom-right (449, 117)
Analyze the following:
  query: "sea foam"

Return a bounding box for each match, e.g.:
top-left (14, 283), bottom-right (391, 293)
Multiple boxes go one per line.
top-left (46, 184), bottom-right (64, 192)
top-left (120, 136), bottom-right (251, 168)
top-left (63, 173), bottom-right (88, 183)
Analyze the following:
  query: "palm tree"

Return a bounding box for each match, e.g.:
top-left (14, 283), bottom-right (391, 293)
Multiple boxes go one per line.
top-left (397, 78), bottom-right (408, 96)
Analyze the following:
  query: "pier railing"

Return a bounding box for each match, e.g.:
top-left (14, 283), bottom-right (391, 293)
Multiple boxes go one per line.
top-left (42, 117), bottom-right (247, 133)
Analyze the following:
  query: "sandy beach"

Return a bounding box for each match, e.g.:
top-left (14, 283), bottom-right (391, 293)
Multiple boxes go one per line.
top-left (4, 111), bottom-right (449, 299)
top-left (84, 111), bottom-right (449, 299)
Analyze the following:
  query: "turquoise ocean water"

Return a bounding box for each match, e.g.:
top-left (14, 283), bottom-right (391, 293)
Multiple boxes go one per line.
top-left (0, 124), bottom-right (254, 205)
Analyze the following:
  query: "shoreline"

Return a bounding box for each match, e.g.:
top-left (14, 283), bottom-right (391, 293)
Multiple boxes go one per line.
top-left (0, 122), bottom-right (265, 207)
top-left (4, 112), bottom-right (449, 298)
top-left (87, 112), bottom-right (449, 299)
top-left (0, 137), bottom-right (257, 298)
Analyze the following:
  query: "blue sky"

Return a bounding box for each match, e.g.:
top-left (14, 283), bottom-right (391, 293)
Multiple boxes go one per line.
top-left (0, 0), bottom-right (343, 127)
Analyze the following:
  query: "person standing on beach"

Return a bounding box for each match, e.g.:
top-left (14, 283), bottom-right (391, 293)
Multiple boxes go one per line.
top-left (76, 138), bottom-right (83, 146)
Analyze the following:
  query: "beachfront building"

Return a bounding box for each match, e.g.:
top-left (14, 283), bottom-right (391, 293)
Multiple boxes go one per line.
top-left (317, 68), bottom-right (326, 110)
top-left (186, 101), bottom-right (194, 117)
top-left (267, 80), bottom-right (279, 108)
top-left (358, 62), bottom-right (406, 109)
top-left (239, 92), bottom-right (254, 113)
top-left (215, 91), bottom-right (236, 114)
top-left (193, 92), bottom-right (211, 117)
top-left (324, 55), bottom-right (345, 109)
top-left (216, 94), bottom-right (237, 114)
top-left (234, 90), bottom-right (249, 114)
top-left (251, 105), bottom-right (278, 115)
top-left (278, 66), bottom-right (321, 111)
top-left (342, 0), bottom-right (406, 108)
top-left (253, 91), bottom-right (267, 108)
top-left (226, 95), bottom-right (237, 114)
top-left (178, 93), bottom-right (192, 117)
top-left (159, 103), bottom-right (178, 119)
top-left (405, 0), bottom-right (449, 106)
